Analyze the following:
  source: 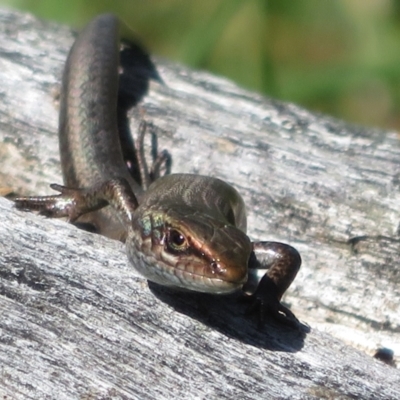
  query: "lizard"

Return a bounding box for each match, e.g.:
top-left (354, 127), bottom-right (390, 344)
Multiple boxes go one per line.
top-left (13, 14), bottom-right (302, 327)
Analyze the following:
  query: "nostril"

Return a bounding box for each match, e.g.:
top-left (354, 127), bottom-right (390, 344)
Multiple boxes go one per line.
top-left (210, 260), bottom-right (222, 274)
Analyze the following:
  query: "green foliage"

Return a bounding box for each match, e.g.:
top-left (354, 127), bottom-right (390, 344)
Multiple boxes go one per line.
top-left (3, 0), bottom-right (400, 130)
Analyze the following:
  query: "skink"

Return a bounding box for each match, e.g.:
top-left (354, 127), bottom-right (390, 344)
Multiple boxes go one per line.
top-left (14, 14), bottom-right (302, 326)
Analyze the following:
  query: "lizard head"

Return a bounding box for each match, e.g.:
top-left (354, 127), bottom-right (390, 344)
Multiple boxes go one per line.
top-left (127, 207), bottom-right (252, 294)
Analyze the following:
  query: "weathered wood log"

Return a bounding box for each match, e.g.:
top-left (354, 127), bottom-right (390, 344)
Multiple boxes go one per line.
top-left (0, 8), bottom-right (399, 399)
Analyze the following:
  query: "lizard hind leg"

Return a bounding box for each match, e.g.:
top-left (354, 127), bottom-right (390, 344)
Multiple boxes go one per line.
top-left (134, 120), bottom-right (171, 190)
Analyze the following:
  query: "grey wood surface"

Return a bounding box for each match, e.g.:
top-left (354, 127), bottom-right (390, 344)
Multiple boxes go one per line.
top-left (0, 8), bottom-right (399, 400)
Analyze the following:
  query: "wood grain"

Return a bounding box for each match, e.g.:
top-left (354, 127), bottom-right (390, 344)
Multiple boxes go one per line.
top-left (0, 8), bottom-right (399, 399)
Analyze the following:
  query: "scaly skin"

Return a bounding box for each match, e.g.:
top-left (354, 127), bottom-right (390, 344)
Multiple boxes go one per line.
top-left (59, 14), bottom-right (142, 239)
top-left (14, 14), bottom-right (302, 327)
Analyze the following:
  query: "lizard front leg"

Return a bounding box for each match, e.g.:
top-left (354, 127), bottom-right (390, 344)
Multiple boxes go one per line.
top-left (244, 241), bottom-right (302, 327)
top-left (13, 178), bottom-right (138, 226)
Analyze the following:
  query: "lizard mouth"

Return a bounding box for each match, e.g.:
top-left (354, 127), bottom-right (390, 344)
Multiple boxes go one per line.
top-left (126, 221), bottom-right (250, 294)
top-left (127, 241), bottom-right (246, 294)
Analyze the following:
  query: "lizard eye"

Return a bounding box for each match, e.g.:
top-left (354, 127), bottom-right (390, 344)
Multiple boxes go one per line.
top-left (166, 229), bottom-right (188, 252)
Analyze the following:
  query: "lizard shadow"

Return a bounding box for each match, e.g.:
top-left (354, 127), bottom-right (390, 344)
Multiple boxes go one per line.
top-left (148, 282), bottom-right (309, 352)
top-left (117, 38), bottom-right (162, 185)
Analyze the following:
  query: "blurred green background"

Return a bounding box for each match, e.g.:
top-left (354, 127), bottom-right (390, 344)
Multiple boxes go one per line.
top-left (3, 0), bottom-right (400, 131)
